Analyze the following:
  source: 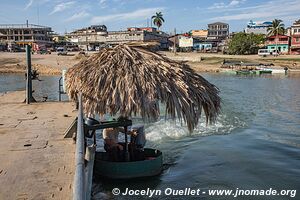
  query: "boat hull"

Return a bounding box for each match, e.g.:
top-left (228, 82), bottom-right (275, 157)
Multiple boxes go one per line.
top-left (94, 148), bottom-right (163, 179)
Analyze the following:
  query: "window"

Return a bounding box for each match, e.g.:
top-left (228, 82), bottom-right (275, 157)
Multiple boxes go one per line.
top-left (296, 37), bottom-right (300, 42)
top-left (279, 38), bottom-right (287, 41)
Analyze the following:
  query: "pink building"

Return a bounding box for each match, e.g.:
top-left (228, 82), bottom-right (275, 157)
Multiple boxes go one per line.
top-left (290, 20), bottom-right (300, 55)
top-left (266, 34), bottom-right (290, 54)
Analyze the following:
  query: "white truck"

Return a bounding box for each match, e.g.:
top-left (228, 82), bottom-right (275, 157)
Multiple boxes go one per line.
top-left (258, 49), bottom-right (279, 57)
top-left (258, 49), bottom-right (270, 57)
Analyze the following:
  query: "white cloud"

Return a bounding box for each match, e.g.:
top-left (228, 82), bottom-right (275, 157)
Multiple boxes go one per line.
top-left (99, 0), bottom-right (107, 8)
top-left (229, 0), bottom-right (241, 6)
top-left (210, 0), bottom-right (300, 21)
top-left (64, 11), bottom-right (90, 22)
top-left (91, 7), bottom-right (164, 24)
top-left (50, 1), bottom-right (76, 15)
top-left (24, 0), bottom-right (51, 10)
top-left (209, 0), bottom-right (246, 9)
top-left (25, 0), bottom-right (34, 10)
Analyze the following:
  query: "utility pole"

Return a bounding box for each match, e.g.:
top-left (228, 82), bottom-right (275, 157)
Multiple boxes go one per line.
top-left (25, 45), bottom-right (35, 104)
top-left (86, 27), bottom-right (88, 52)
top-left (174, 28), bottom-right (177, 55)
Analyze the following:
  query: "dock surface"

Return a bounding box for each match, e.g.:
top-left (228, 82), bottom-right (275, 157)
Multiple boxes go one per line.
top-left (0, 91), bottom-right (76, 200)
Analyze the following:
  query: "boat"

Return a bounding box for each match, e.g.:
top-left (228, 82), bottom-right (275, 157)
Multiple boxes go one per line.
top-left (236, 70), bottom-right (251, 75)
top-left (268, 69), bottom-right (286, 74)
top-left (94, 148), bottom-right (163, 179)
top-left (220, 69), bottom-right (237, 74)
top-left (84, 117), bottom-right (163, 179)
top-left (257, 67), bottom-right (272, 74)
top-left (258, 70), bottom-right (272, 74)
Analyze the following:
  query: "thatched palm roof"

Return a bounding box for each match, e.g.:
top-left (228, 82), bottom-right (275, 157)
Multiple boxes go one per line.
top-left (65, 44), bottom-right (221, 132)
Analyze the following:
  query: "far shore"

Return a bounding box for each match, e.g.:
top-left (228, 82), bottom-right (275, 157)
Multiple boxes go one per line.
top-left (0, 51), bottom-right (300, 75)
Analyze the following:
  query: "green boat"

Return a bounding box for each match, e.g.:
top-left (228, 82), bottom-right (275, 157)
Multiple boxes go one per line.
top-left (258, 70), bottom-right (272, 74)
top-left (236, 70), bottom-right (251, 75)
top-left (84, 117), bottom-right (163, 179)
top-left (94, 148), bottom-right (163, 179)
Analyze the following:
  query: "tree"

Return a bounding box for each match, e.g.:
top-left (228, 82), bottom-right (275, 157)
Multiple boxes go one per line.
top-left (267, 19), bottom-right (285, 36)
top-left (151, 12), bottom-right (164, 30)
top-left (228, 32), bottom-right (265, 55)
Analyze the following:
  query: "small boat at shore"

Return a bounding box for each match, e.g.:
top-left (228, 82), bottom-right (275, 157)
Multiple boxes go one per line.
top-left (235, 69), bottom-right (272, 75)
top-left (236, 70), bottom-right (252, 75)
top-left (94, 148), bottom-right (163, 179)
top-left (256, 69), bottom-right (272, 74)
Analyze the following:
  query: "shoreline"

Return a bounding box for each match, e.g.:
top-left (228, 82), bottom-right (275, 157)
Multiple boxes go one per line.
top-left (0, 51), bottom-right (300, 75)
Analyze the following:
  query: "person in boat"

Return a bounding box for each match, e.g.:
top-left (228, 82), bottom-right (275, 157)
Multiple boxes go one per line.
top-left (103, 126), bottom-right (137, 161)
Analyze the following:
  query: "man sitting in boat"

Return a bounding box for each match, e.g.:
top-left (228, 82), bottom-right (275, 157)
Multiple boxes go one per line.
top-left (103, 127), bottom-right (137, 161)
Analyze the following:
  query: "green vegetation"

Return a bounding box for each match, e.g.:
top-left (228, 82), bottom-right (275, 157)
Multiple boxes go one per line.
top-left (152, 12), bottom-right (164, 30)
top-left (228, 32), bottom-right (265, 55)
top-left (268, 19), bottom-right (285, 36)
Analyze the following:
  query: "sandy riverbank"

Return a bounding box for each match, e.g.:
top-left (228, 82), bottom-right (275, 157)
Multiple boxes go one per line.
top-left (1, 51), bottom-right (300, 75)
top-left (0, 52), bottom-right (81, 75)
top-left (163, 51), bottom-right (300, 72)
top-left (0, 91), bottom-right (76, 199)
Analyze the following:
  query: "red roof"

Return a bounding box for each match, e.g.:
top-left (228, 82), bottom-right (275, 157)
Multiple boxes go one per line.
top-left (268, 34), bottom-right (290, 39)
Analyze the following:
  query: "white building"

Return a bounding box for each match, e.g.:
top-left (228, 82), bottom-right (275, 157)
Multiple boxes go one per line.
top-left (66, 25), bottom-right (169, 50)
top-left (245, 20), bottom-right (272, 35)
top-left (178, 36), bottom-right (193, 48)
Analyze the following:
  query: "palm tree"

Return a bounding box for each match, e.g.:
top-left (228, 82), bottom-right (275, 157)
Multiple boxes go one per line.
top-left (151, 12), bottom-right (164, 30)
top-left (267, 19), bottom-right (285, 36)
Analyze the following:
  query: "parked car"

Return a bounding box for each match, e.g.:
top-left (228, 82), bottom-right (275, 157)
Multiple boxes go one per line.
top-left (258, 49), bottom-right (270, 57)
top-left (57, 47), bottom-right (68, 56)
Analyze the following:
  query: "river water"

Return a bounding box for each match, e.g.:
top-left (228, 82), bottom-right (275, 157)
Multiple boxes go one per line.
top-left (1, 73), bottom-right (299, 200)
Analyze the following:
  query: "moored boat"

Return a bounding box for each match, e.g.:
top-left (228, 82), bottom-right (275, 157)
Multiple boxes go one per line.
top-left (236, 70), bottom-right (251, 75)
top-left (94, 148), bottom-right (163, 179)
top-left (258, 70), bottom-right (272, 74)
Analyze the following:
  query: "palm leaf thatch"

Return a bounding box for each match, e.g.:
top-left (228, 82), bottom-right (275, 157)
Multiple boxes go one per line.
top-left (65, 44), bottom-right (221, 132)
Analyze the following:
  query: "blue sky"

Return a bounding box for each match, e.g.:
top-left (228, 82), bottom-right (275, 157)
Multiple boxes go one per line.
top-left (0, 0), bottom-right (299, 34)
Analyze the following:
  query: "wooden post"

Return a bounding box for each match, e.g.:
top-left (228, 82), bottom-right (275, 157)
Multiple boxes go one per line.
top-left (26, 45), bottom-right (32, 104)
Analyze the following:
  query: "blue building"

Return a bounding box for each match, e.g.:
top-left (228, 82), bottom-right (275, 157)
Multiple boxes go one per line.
top-left (193, 42), bottom-right (212, 51)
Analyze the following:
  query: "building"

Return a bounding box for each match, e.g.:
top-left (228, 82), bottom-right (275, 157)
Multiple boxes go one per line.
top-left (290, 19), bottom-right (300, 55)
top-left (127, 27), bottom-right (157, 33)
top-left (191, 30), bottom-right (208, 39)
top-left (0, 23), bottom-right (53, 51)
top-left (245, 20), bottom-right (272, 35)
top-left (52, 34), bottom-right (67, 43)
top-left (193, 42), bottom-right (212, 52)
top-left (266, 34), bottom-right (290, 54)
top-left (207, 22), bottom-right (229, 42)
top-left (66, 25), bottom-right (168, 50)
top-left (177, 35), bottom-right (193, 51)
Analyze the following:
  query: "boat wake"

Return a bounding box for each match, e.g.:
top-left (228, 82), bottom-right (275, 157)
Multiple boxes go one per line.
top-left (145, 113), bottom-right (246, 142)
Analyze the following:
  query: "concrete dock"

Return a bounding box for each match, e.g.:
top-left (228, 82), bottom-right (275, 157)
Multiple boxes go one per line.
top-left (0, 91), bottom-right (76, 200)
